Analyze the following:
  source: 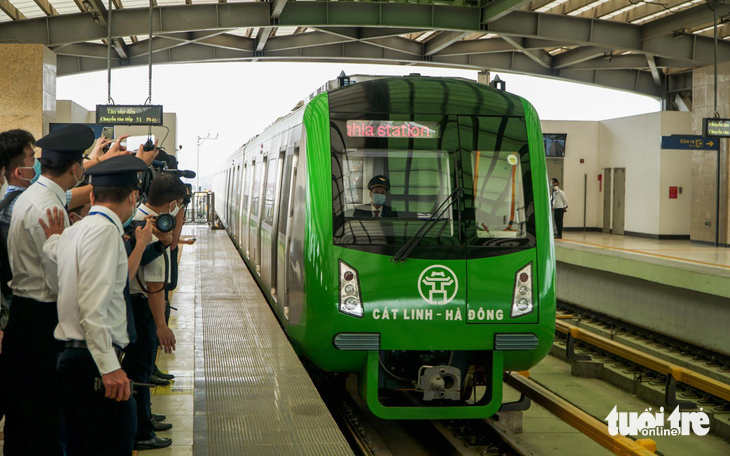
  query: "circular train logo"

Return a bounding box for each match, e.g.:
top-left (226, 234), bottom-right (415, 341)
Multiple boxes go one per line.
top-left (418, 265), bottom-right (458, 305)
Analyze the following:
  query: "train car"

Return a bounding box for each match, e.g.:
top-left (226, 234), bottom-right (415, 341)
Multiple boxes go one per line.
top-left (213, 75), bottom-right (556, 420)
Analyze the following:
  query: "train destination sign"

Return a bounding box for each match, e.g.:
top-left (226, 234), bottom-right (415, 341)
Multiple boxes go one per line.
top-left (347, 120), bottom-right (439, 138)
top-left (96, 105), bottom-right (164, 126)
top-left (704, 118), bottom-right (730, 137)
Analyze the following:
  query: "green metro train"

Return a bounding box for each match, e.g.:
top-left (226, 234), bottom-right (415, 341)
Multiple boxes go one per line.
top-left (213, 75), bottom-right (556, 420)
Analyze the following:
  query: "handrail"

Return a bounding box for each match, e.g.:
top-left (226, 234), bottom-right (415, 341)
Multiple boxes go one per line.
top-left (505, 372), bottom-right (657, 456)
top-left (556, 320), bottom-right (730, 403)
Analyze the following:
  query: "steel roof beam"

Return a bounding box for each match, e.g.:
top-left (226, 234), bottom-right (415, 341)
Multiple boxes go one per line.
top-left (271, 0), bottom-right (287, 19)
top-left (502, 35), bottom-right (552, 68)
top-left (647, 54), bottom-right (662, 87)
top-left (424, 31), bottom-right (469, 56)
top-left (553, 46), bottom-right (606, 69)
top-left (0, 0), bottom-right (26, 20)
top-left (481, 0), bottom-right (533, 23)
top-left (642, 4), bottom-right (730, 40)
top-left (256, 27), bottom-right (274, 52)
top-left (264, 31), bottom-right (353, 52)
top-left (55, 42), bottom-right (663, 97)
top-left (33, 0), bottom-right (58, 16)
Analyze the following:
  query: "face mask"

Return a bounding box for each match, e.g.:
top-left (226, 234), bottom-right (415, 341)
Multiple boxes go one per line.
top-left (18, 159), bottom-right (41, 184)
top-left (169, 202), bottom-right (180, 217)
top-left (372, 193), bottom-right (386, 206)
top-left (123, 198), bottom-right (138, 228)
top-left (553, 186), bottom-right (559, 191)
top-left (73, 164), bottom-right (85, 188)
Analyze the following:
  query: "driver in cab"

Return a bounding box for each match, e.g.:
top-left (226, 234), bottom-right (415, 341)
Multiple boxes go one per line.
top-left (354, 175), bottom-right (398, 218)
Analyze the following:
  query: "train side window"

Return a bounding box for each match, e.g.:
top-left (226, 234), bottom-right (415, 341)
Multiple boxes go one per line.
top-left (243, 162), bottom-right (252, 213)
top-left (277, 149), bottom-right (295, 235)
top-left (252, 160), bottom-right (262, 217)
top-left (263, 154), bottom-right (279, 225)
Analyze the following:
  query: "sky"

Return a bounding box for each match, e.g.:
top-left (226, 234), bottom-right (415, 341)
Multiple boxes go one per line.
top-left (57, 62), bottom-right (661, 188)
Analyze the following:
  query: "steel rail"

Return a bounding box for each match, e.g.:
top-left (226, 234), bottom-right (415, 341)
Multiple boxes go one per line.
top-left (556, 320), bottom-right (730, 403)
top-left (504, 372), bottom-right (657, 456)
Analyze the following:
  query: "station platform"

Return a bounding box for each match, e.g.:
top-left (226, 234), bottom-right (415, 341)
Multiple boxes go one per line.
top-left (554, 232), bottom-right (730, 356)
top-left (150, 225), bottom-right (353, 455)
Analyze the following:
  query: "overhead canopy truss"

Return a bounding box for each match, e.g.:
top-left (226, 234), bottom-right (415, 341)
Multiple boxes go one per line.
top-left (1, 0), bottom-right (729, 99)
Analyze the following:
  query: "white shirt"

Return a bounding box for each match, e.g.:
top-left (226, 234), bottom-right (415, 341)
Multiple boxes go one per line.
top-left (552, 188), bottom-right (568, 210)
top-left (8, 176), bottom-right (69, 302)
top-left (52, 206), bottom-right (129, 375)
top-left (129, 203), bottom-right (169, 296)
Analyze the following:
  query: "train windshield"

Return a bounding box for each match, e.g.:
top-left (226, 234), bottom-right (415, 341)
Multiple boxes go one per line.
top-left (331, 114), bottom-right (536, 259)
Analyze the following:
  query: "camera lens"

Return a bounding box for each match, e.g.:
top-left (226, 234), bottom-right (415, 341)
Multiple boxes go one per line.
top-left (156, 213), bottom-right (176, 233)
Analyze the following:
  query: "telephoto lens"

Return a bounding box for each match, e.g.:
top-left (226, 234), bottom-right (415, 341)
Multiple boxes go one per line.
top-left (155, 213), bottom-right (176, 233)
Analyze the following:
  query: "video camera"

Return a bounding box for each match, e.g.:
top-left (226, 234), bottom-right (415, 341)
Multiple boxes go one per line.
top-left (138, 147), bottom-right (196, 201)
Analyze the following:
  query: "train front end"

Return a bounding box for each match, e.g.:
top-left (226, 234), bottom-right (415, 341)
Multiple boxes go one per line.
top-left (298, 77), bottom-right (555, 420)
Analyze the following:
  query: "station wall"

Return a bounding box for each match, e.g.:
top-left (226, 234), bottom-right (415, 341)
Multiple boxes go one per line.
top-left (542, 111), bottom-right (692, 238)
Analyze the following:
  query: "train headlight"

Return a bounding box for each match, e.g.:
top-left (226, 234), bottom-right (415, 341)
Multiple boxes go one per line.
top-left (511, 263), bottom-right (534, 318)
top-left (339, 260), bottom-right (364, 318)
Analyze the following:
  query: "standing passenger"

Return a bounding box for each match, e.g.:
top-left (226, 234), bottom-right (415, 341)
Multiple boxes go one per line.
top-left (2, 124), bottom-right (94, 455)
top-left (52, 155), bottom-right (148, 455)
top-left (551, 179), bottom-right (568, 239)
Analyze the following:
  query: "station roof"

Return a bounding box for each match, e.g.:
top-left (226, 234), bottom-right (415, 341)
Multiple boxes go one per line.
top-left (1, 0), bottom-right (729, 99)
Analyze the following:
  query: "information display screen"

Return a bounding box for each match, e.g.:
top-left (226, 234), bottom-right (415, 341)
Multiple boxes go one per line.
top-left (704, 118), bottom-right (730, 137)
top-left (346, 120), bottom-right (439, 139)
top-left (543, 133), bottom-right (566, 157)
top-left (96, 105), bottom-right (164, 126)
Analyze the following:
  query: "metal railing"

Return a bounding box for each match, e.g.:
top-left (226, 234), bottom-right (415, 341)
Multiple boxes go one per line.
top-left (186, 191), bottom-right (216, 225)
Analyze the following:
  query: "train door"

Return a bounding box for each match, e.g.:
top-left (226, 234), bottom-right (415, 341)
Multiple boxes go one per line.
top-left (602, 168), bottom-right (612, 233)
top-left (233, 164), bottom-right (240, 240)
top-left (612, 168), bottom-right (626, 235)
top-left (268, 150), bottom-right (285, 301)
top-left (250, 159), bottom-right (264, 270)
top-left (238, 163), bottom-right (248, 253)
top-left (242, 162), bottom-right (253, 258)
top-left (260, 152), bottom-right (280, 291)
top-left (277, 146), bottom-right (299, 319)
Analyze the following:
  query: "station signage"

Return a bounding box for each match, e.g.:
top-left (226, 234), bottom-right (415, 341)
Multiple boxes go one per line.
top-left (703, 118), bottom-right (730, 137)
top-left (96, 105), bottom-right (164, 126)
top-left (347, 120), bottom-right (439, 139)
top-left (660, 135), bottom-right (719, 151)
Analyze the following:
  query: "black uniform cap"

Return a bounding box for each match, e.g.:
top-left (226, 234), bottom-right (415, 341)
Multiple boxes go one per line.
top-left (36, 124), bottom-right (95, 161)
top-left (85, 155), bottom-right (148, 186)
top-left (367, 175), bottom-right (390, 190)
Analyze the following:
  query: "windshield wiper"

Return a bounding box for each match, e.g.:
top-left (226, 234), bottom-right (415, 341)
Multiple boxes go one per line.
top-left (392, 187), bottom-right (463, 262)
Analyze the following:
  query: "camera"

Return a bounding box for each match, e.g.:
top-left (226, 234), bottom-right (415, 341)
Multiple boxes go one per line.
top-left (125, 213), bottom-right (176, 235)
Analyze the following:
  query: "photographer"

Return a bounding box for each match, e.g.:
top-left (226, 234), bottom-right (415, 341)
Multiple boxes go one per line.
top-left (123, 173), bottom-right (186, 450)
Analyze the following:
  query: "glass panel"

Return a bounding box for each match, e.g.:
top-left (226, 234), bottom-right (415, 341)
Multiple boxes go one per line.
top-left (263, 155), bottom-right (279, 225)
top-left (251, 161), bottom-right (263, 217)
top-left (243, 164), bottom-right (252, 212)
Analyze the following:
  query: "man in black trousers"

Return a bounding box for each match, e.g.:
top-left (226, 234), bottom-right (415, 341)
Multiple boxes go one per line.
top-left (52, 155), bottom-right (148, 455)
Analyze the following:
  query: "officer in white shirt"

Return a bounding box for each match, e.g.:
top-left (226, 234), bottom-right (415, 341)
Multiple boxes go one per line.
top-left (123, 173), bottom-right (186, 451)
top-left (551, 178), bottom-right (568, 239)
top-left (2, 124), bottom-right (94, 455)
top-left (54, 155), bottom-right (148, 455)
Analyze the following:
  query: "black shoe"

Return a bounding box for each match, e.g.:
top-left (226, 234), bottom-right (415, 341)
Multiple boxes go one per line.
top-left (149, 374), bottom-right (171, 386)
top-left (153, 367), bottom-right (175, 380)
top-left (151, 413), bottom-right (167, 422)
top-left (153, 420), bottom-right (173, 431)
top-left (136, 436), bottom-right (172, 450)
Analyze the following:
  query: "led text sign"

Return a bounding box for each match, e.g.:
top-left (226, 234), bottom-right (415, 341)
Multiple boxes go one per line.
top-left (703, 118), bottom-right (730, 137)
top-left (347, 120), bottom-right (439, 139)
top-left (96, 105), bottom-right (164, 126)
